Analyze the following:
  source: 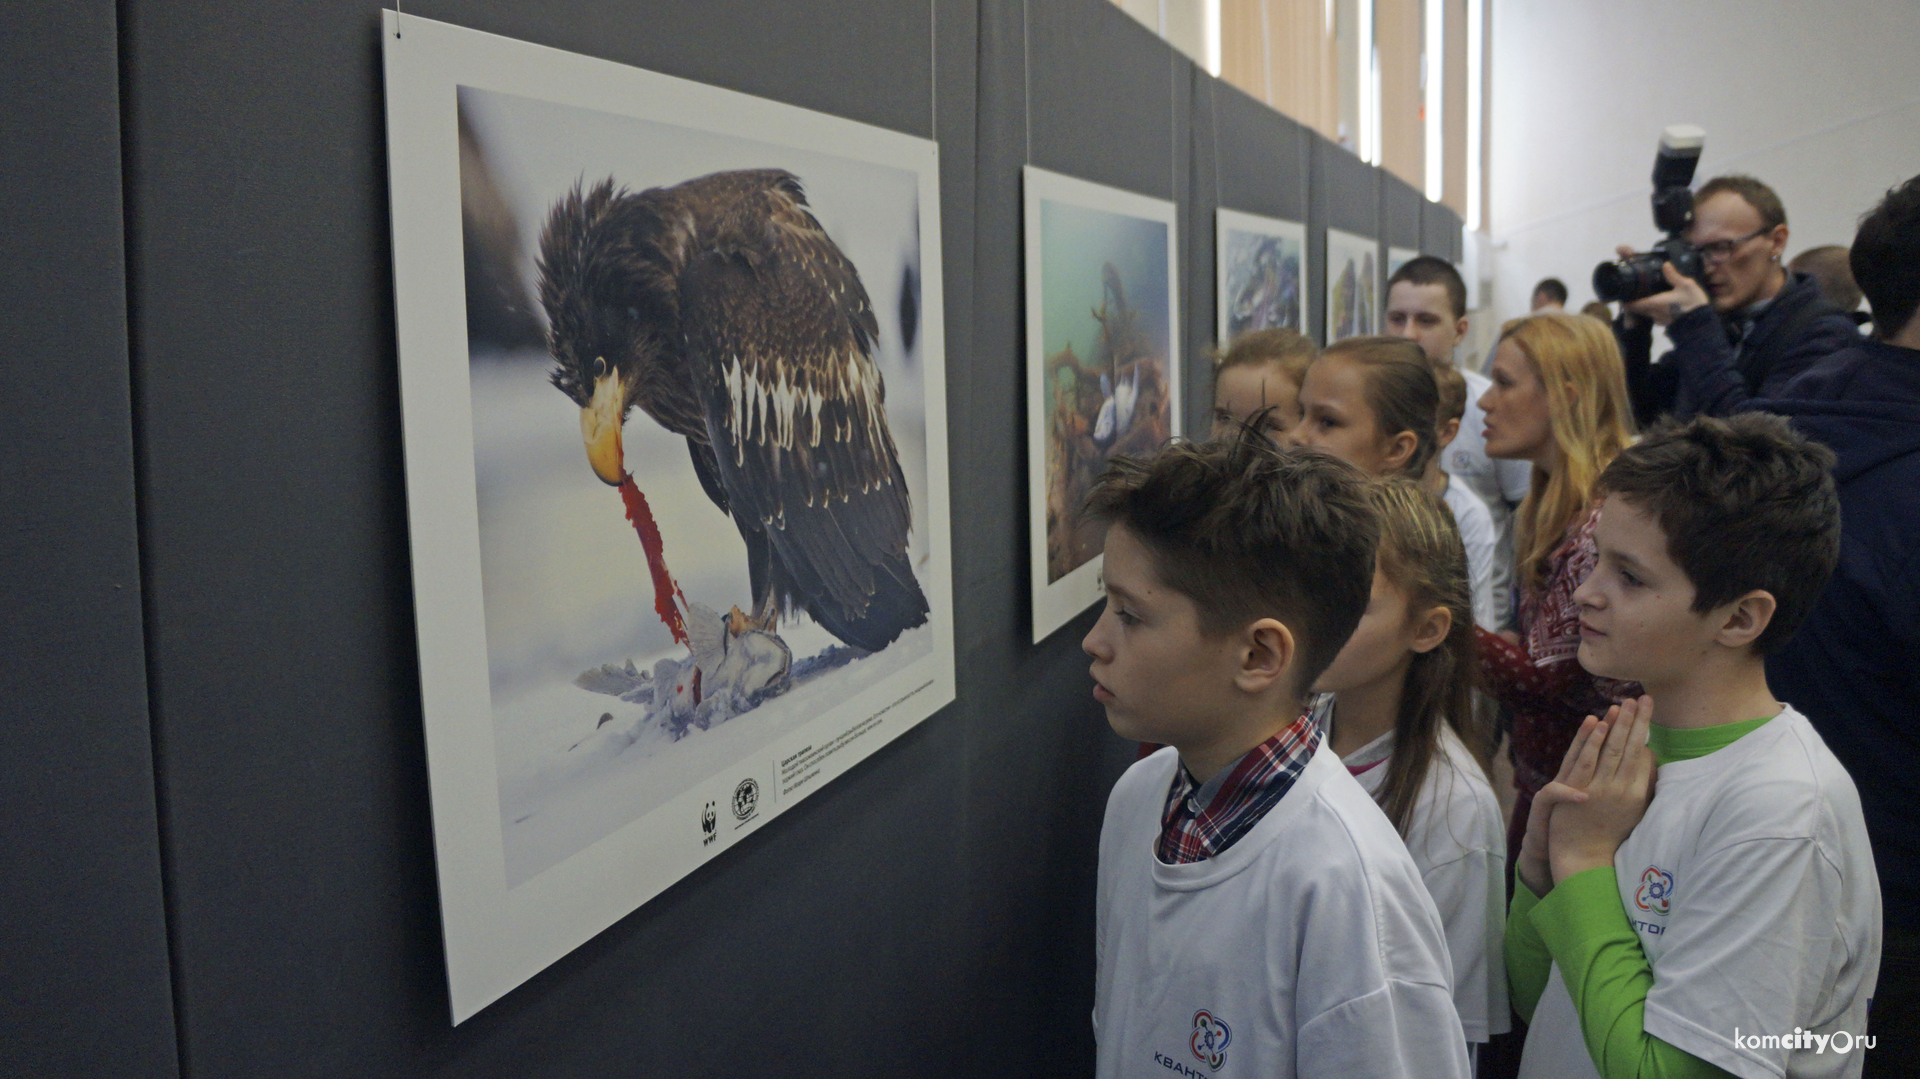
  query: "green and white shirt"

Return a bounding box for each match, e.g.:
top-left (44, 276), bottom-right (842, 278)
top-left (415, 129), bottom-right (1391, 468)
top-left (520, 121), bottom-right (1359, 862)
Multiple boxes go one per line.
top-left (1511, 706), bottom-right (1881, 1079)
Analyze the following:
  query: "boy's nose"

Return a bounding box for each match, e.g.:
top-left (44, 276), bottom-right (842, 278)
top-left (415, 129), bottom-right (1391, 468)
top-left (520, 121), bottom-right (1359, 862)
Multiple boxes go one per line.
top-left (1571, 576), bottom-right (1600, 608)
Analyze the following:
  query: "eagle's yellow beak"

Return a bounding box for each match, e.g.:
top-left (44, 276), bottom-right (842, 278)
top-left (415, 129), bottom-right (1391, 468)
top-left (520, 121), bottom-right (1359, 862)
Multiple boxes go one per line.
top-left (581, 364), bottom-right (627, 486)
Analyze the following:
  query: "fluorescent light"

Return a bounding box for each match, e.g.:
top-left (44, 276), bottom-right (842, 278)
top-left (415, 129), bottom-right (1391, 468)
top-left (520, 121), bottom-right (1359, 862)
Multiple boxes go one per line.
top-left (1205, 0), bottom-right (1221, 77)
top-left (1424, 0), bottom-right (1443, 199)
top-left (1466, 0), bottom-right (1482, 230)
top-left (1358, 0), bottom-right (1378, 164)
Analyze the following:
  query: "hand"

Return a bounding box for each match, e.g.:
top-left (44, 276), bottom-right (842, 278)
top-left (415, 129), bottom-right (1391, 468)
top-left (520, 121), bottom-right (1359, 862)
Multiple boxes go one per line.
top-left (1624, 262), bottom-right (1710, 326)
top-left (1548, 696), bottom-right (1657, 884)
top-left (1515, 714), bottom-right (1602, 898)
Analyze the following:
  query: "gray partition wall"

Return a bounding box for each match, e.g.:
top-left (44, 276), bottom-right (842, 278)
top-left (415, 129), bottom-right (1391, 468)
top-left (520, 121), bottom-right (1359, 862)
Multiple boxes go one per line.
top-left (1190, 77), bottom-right (1314, 427)
top-left (4, 1), bottom-right (1463, 1075)
top-left (1311, 130), bottom-right (1384, 344)
top-left (1, 4), bottom-right (178, 1078)
top-left (1426, 196), bottom-right (1467, 262)
top-left (1383, 172), bottom-right (1426, 257)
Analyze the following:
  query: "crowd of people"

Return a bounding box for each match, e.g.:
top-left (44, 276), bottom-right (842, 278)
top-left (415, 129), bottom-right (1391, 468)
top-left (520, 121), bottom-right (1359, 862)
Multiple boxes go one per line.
top-left (1087, 170), bottom-right (1920, 1078)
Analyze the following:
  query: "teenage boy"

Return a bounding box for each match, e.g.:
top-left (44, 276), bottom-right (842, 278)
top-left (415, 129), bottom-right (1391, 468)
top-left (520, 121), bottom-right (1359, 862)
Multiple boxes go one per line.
top-left (1386, 256), bottom-right (1531, 630)
top-left (1087, 435), bottom-right (1470, 1079)
top-left (1507, 414), bottom-right (1881, 1079)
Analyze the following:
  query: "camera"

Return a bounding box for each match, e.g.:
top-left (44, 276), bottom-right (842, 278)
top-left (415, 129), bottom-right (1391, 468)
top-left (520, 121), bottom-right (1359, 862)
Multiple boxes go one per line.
top-left (1593, 125), bottom-right (1706, 303)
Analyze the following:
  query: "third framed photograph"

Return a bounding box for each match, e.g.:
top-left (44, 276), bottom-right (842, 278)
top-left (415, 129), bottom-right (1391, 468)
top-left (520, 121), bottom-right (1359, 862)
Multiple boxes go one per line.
top-left (1324, 227), bottom-right (1380, 343)
top-left (1023, 166), bottom-right (1180, 643)
top-left (1216, 208), bottom-right (1306, 346)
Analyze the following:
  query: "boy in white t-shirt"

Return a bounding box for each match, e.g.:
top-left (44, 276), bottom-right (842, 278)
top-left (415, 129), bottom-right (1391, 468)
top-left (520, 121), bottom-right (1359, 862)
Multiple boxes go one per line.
top-left (1084, 434), bottom-right (1470, 1079)
top-left (1510, 413), bottom-right (1882, 1079)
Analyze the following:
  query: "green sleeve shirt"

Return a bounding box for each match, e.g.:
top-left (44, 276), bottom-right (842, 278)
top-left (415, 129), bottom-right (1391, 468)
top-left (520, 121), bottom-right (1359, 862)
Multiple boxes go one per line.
top-left (1504, 716), bottom-right (1772, 1079)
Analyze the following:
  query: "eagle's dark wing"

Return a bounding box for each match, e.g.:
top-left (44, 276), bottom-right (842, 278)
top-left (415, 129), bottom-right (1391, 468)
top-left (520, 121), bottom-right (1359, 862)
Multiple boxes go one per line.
top-left (678, 175), bottom-right (928, 651)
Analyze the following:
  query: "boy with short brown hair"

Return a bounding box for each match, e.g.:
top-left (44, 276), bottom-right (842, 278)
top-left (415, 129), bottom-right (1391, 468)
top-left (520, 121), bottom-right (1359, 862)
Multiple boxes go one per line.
top-left (1086, 432), bottom-right (1470, 1079)
top-left (1511, 413), bottom-right (1881, 1078)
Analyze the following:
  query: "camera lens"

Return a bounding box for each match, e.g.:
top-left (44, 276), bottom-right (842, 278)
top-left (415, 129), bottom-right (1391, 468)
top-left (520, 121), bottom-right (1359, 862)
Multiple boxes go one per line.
top-left (1592, 252), bottom-right (1668, 303)
top-left (1593, 262), bottom-right (1631, 303)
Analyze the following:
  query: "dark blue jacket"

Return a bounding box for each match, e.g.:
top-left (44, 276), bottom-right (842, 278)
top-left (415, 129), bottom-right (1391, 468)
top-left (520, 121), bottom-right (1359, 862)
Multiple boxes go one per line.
top-left (1619, 271), bottom-right (1862, 425)
top-left (1751, 339), bottom-right (1920, 931)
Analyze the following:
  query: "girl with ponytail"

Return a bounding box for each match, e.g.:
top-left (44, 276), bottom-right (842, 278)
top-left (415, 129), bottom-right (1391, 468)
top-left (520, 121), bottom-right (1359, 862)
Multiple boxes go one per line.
top-left (1311, 478), bottom-right (1509, 1055)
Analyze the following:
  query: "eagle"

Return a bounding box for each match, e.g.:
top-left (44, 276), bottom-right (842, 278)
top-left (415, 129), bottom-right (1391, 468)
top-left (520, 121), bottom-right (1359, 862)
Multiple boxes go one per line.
top-left (536, 170), bottom-right (929, 653)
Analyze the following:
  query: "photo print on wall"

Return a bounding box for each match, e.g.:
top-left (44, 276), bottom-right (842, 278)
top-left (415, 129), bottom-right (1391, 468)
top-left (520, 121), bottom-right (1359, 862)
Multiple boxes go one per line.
top-left (1216, 208), bottom-right (1306, 345)
top-left (1324, 227), bottom-right (1380, 343)
top-left (383, 14), bottom-right (956, 1022)
top-left (1023, 166), bottom-right (1181, 642)
top-left (1387, 245), bottom-right (1420, 281)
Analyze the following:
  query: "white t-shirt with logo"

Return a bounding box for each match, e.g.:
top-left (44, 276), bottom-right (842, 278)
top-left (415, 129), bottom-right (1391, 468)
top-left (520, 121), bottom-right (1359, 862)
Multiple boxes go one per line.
top-left (1094, 742), bottom-right (1471, 1079)
top-left (1519, 707), bottom-right (1882, 1079)
top-left (1344, 724), bottom-right (1511, 1044)
top-left (1447, 367), bottom-right (1531, 630)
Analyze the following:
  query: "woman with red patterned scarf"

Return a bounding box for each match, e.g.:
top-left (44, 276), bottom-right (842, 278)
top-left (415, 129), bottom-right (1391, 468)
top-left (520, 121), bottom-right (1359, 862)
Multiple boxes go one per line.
top-left (1473, 314), bottom-right (1640, 881)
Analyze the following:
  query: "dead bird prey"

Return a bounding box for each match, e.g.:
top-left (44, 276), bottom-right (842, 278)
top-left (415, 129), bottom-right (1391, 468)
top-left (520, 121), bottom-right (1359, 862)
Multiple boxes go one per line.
top-left (537, 170), bottom-right (928, 653)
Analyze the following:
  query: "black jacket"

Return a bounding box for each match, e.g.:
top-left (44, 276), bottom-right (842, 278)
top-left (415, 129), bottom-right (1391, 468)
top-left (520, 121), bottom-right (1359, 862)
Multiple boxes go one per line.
top-left (1750, 339), bottom-right (1920, 931)
top-left (1616, 270), bottom-right (1861, 425)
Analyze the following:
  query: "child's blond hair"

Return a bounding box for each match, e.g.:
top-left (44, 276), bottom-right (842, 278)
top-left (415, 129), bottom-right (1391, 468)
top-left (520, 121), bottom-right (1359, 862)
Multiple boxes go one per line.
top-left (1213, 328), bottom-right (1316, 387)
top-left (1366, 478), bottom-right (1490, 835)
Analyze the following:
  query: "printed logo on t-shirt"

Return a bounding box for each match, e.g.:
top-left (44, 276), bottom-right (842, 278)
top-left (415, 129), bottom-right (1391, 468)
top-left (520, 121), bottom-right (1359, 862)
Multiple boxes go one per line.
top-left (1190, 1010), bottom-right (1231, 1070)
top-left (1635, 865), bottom-right (1675, 916)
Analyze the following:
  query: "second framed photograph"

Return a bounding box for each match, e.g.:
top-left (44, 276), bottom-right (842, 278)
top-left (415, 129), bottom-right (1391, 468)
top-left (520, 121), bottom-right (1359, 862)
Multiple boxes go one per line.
top-left (1216, 208), bottom-right (1306, 345)
top-left (1387, 245), bottom-right (1421, 280)
top-left (1023, 166), bottom-right (1181, 643)
top-left (1324, 227), bottom-right (1380, 343)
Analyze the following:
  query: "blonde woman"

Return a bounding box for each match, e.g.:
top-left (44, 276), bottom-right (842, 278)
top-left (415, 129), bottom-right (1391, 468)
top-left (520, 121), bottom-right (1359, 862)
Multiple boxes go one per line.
top-left (1474, 313), bottom-right (1639, 877)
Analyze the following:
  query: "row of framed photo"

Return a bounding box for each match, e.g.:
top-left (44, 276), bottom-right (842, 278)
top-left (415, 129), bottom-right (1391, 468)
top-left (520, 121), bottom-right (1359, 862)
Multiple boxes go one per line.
top-left (383, 13), bottom-right (1442, 1023)
top-left (1026, 168), bottom-right (1429, 641)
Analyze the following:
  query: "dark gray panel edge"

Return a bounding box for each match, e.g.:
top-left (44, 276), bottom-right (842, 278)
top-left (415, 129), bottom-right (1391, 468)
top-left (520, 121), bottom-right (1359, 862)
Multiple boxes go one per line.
top-left (0, 1), bottom-right (179, 1076)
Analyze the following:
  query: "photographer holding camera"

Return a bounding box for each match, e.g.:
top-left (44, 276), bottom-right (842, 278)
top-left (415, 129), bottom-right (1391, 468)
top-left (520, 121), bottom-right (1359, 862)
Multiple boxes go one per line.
top-left (1611, 173), bottom-right (1860, 423)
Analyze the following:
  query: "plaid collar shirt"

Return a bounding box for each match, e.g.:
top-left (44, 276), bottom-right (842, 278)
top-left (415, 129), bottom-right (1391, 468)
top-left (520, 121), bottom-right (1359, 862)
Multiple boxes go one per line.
top-left (1155, 710), bottom-right (1323, 865)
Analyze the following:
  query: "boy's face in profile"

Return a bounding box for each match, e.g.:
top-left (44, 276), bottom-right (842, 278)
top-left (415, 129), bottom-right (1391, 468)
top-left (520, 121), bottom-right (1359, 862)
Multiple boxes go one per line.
top-left (1573, 494), bottom-right (1725, 685)
top-left (1083, 524), bottom-right (1248, 748)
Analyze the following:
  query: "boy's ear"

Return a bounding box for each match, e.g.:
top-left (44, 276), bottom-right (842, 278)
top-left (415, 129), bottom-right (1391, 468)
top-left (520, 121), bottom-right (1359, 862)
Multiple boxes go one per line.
top-left (1713, 589), bottom-right (1777, 651)
top-left (1438, 416), bottom-right (1462, 449)
top-left (1409, 604), bottom-right (1452, 655)
top-left (1236, 617), bottom-right (1297, 695)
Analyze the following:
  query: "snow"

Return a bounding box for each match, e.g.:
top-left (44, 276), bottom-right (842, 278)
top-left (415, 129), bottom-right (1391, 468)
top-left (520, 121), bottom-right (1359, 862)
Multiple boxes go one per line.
top-left (495, 623), bottom-right (931, 886)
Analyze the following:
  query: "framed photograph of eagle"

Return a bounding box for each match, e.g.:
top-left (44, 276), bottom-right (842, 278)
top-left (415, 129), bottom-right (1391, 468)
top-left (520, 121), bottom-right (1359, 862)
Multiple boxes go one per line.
top-left (1022, 166), bottom-right (1181, 642)
top-left (382, 14), bottom-right (956, 1022)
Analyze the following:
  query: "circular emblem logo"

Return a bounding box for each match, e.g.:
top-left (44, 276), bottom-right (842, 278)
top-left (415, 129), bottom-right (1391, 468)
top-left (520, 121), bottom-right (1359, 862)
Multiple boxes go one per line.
top-left (731, 777), bottom-right (760, 820)
top-left (1635, 866), bottom-right (1675, 915)
top-left (1190, 1009), bottom-right (1231, 1071)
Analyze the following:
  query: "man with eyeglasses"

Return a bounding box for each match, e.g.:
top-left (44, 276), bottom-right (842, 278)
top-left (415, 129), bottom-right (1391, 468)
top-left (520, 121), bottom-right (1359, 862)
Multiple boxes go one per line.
top-left (1612, 174), bottom-right (1861, 424)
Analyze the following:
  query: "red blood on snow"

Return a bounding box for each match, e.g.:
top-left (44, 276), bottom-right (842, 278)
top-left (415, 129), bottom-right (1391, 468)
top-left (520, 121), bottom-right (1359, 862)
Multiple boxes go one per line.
top-left (618, 472), bottom-right (690, 647)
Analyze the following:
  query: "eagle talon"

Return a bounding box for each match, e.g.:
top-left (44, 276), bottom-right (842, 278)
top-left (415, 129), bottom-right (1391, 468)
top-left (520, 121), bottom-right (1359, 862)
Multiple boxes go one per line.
top-left (727, 603), bottom-right (779, 637)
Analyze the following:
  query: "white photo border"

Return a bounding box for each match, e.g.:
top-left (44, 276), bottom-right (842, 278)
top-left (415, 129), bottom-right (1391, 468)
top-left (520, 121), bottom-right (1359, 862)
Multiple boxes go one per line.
top-left (382, 13), bottom-right (956, 1023)
top-left (1022, 165), bottom-right (1181, 643)
top-left (1214, 207), bottom-right (1308, 344)
top-left (1324, 226), bottom-right (1382, 342)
